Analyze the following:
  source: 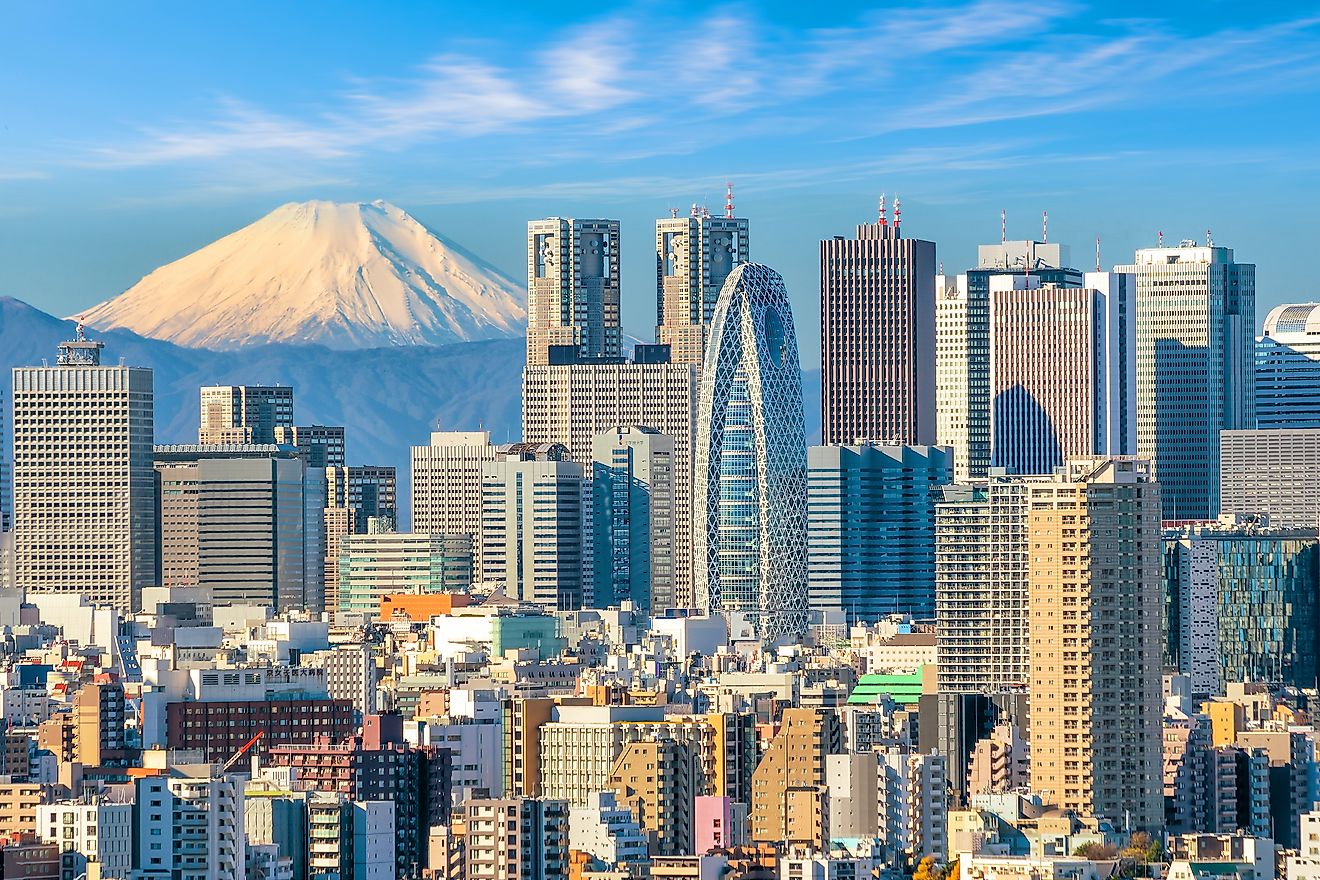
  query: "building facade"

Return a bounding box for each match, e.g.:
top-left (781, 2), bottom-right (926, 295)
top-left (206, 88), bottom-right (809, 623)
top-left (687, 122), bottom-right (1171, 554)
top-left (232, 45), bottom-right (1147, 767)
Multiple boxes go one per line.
top-left (1027, 458), bottom-right (1164, 830)
top-left (820, 212), bottom-right (937, 447)
top-left (410, 431), bottom-right (501, 577)
top-left (1220, 429), bottom-right (1320, 529)
top-left (1115, 242), bottom-right (1255, 519)
top-left (988, 271), bottom-right (1135, 474)
top-left (1256, 302), bottom-right (1320, 428)
top-left (11, 333), bottom-right (155, 611)
top-left (807, 443), bottom-right (952, 622)
top-left (656, 209), bottom-right (749, 366)
top-left (198, 385), bottom-right (294, 445)
top-left (526, 218), bottom-right (621, 365)
top-left (591, 426), bottom-right (675, 613)
top-left (464, 797), bottom-right (569, 880)
top-left (336, 531), bottom-right (473, 617)
top-left (273, 424), bottom-right (346, 469)
top-left (694, 263), bottom-right (808, 641)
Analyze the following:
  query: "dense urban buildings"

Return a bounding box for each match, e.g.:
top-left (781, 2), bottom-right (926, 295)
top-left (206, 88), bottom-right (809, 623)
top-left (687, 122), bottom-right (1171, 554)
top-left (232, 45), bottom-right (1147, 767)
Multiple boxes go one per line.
top-left (694, 263), bottom-right (808, 641)
top-left (806, 443), bottom-right (951, 622)
top-left (11, 332), bottom-right (155, 611)
top-left (526, 217), bottom-right (622, 365)
top-left (1116, 240), bottom-right (1255, 519)
top-left (820, 204), bottom-right (937, 447)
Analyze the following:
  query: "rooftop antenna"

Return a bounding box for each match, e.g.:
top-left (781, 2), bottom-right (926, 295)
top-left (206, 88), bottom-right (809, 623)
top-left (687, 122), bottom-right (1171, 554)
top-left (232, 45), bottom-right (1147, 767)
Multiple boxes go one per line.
top-left (1001, 208), bottom-right (1006, 243)
top-left (1095, 236), bottom-right (1101, 272)
top-left (878, 193), bottom-right (887, 226)
top-left (1042, 210), bottom-right (1048, 244)
top-left (1206, 228), bottom-right (1213, 247)
top-left (1158, 230), bottom-right (1164, 247)
top-left (725, 182), bottom-right (735, 219)
top-left (893, 194), bottom-right (901, 232)
top-left (669, 207), bottom-right (678, 219)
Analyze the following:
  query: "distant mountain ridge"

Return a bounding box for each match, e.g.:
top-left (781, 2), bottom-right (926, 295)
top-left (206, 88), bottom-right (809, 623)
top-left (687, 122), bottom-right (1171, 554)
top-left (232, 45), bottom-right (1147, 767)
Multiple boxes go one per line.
top-left (78, 200), bottom-right (527, 351)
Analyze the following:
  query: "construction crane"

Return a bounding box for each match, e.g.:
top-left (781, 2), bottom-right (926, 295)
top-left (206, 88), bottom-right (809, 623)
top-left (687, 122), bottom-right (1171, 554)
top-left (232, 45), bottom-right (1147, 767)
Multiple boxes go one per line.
top-left (221, 731), bottom-right (264, 774)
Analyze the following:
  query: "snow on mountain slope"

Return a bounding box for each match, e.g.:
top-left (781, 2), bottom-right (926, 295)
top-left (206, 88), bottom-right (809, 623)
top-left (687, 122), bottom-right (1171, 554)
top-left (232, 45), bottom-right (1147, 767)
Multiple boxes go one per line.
top-left (79, 200), bottom-right (527, 350)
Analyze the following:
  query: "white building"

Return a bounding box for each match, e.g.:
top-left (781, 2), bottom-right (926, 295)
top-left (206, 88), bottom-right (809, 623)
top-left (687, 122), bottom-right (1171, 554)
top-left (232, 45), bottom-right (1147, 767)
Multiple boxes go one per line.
top-left (568, 791), bottom-right (648, 866)
top-left (409, 431), bottom-right (501, 575)
top-left (1257, 302), bottom-right (1320, 429)
top-left (304, 645), bottom-right (377, 717)
top-left (135, 766), bottom-right (247, 880)
top-left (12, 332), bottom-right (155, 611)
top-left (779, 853), bottom-right (879, 880)
top-left (38, 800), bottom-right (134, 878)
top-left (877, 750), bottom-right (948, 864)
top-left (421, 720), bottom-right (503, 805)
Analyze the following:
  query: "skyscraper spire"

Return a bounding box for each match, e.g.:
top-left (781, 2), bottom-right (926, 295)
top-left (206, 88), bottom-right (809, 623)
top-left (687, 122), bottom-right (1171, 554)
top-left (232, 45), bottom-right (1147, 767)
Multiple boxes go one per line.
top-left (893, 194), bottom-right (901, 231)
top-left (725, 182), bottom-right (735, 219)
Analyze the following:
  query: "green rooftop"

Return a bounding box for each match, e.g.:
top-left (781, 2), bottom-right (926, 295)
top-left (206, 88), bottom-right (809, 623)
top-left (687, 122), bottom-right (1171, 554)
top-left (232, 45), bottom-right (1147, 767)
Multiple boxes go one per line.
top-left (847, 667), bottom-right (924, 706)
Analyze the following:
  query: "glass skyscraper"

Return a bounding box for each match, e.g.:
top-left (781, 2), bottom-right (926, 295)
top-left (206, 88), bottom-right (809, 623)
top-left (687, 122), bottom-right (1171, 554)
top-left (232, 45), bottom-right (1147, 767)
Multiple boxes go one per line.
top-left (694, 263), bottom-right (808, 642)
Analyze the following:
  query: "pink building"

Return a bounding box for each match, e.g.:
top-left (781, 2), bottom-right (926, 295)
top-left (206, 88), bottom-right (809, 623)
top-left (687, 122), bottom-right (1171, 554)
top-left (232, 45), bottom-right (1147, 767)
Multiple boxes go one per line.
top-left (694, 796), bottom-right (746, 854)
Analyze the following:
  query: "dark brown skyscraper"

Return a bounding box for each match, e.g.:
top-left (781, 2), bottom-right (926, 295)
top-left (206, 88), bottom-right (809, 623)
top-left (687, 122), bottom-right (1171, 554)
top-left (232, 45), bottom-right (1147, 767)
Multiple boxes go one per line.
top-left (820, 199), bottom-right (937, 446)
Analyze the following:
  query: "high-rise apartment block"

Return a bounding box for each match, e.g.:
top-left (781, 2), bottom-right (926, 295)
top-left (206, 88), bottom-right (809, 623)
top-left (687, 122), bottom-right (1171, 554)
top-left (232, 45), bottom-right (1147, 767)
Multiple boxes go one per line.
top-left (807, 443), bottom-right (951, 622)
top-left (274, 424), bottom-right (346, 468)
top-left (988, 271), bottom-right (1135, 474)
top-left (410, 431), bottom-right (501, 575)
top-left (695, 263), bottom-right (808, 641)
top-left (464, 797), bottom-right (569, 880)
top-left (1257, 302), bottom-right (1320, 428)
top-left (656, 208), bottom-right (749, 365)
top-left (522, 363), bottom-right (698, 609)
top-left (821, 210), bottom-right (937, 447)
top-left (934, 478), bottom-right (1033, 693)
top-left (12, 332), bottom-right (155, 611)
top-left (937, 240), bottom-right (1083, 481)
top-left (198, 385), bottom-right (294, 444)
top-left (481, 443), bottom-right (586, 609)
top-left (750, 708), bottom-right (842, 850)
top-left (527, 218), bottom-right (621, 365)
top-left (592, 426), bottom-right (675, 613)
top-left (1165, 522), bottom-right (1319, 694)
top-left (1027, 457), bottom-right (1163, 830)
top-left (1116, 241), bottom-right (1255, 519)
top-left (154, 444), bottom-right (326, 612)
top-left (1220, 429), bottom-right (1320, 528)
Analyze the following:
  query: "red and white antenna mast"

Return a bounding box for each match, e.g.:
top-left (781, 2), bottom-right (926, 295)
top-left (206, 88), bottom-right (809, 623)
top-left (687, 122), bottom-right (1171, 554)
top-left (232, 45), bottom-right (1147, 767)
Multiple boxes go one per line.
top-left (878, 193), bottom-right (887, 226)
top-left (893, 194), bottom-right (901, 233)
top-left (725, 182), bottom-right (735, 219)
top-left (1096, 236), bottom-right (1101, 271)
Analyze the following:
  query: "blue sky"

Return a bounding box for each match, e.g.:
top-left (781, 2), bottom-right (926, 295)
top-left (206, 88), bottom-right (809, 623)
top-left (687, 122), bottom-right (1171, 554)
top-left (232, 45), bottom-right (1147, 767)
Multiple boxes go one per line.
top-left (2, 1), bottom-right (1318, 364)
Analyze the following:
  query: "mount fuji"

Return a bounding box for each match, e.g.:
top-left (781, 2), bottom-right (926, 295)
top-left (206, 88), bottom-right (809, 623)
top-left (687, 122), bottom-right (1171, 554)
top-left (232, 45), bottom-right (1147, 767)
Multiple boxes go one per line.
top-left (79, 200), bottom-right (526, 351)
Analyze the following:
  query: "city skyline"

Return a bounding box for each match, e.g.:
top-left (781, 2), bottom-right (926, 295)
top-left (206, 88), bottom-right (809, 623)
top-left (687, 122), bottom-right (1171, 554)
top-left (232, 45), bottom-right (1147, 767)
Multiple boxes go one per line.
top-left (3, 3), bottom-right (1320, 366)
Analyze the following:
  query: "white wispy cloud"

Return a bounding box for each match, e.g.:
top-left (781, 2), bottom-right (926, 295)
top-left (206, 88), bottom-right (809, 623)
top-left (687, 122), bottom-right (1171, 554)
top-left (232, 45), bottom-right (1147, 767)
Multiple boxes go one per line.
top-left (72, 1), bottom-right (1320, 174)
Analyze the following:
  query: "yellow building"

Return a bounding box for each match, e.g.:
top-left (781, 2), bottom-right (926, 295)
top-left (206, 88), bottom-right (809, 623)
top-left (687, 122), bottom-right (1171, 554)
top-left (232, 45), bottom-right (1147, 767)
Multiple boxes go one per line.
top-left (749, 708), bottom-right (842, 849)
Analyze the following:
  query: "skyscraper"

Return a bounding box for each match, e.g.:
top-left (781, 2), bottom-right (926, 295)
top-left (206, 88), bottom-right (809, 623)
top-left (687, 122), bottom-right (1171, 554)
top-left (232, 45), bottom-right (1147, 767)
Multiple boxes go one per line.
top-left (154, 444), bottom-right (326, 612)
top-left (1028, 457), bottom-right (1163, 830)
top-left (1256, 302), bottom-right (1320, 428)
top-left (656, 205), bottom-right (749, 366)
top-left (410, 431), bottom-right (501, 558)
top-left (527, 218), bottom-right (621, 365)
top-left (821, 203), bottom-right (936, 446)
top-left (1220, 429), bottom-right (1320, 528)
top-left (522, 362), bottom-right (698, 609)
top-left (807, 443), bottom-right (951, 623)
top-left (937, 239), bottom-right (1083, 482)
top-left (1116, 240), bottom-right (1255, 519)
top-left (591, 426), bottom-right (675, 613)
top-left (198, 385), bottom-right (294, 445)
top-left (481, 443), bottom-right (586, 610)
top-left (694, 263), bottom-right (808, 641)
top-left (274, 424), bottom-right (346, 468)
top-left (12, 331), bottom-right (155, 611)
top-left (989, 271), bottom-right (1135, 474)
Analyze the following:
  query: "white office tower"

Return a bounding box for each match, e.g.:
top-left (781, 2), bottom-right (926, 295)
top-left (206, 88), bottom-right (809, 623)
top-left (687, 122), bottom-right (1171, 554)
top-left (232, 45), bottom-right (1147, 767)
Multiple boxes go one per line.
top-left (694, 263), bottom-right (808, 642)
top-left (410, 431), bottom-right (501, 576)
top-left (527, 218), bottom-right (621, 365)
top-left (936, 240), bottom-right (1081, 482)
top-left (988, 271), bottom-right (1136, 474)
top-left (481, 443), bottom-right (587, 610)
top-left (12, 330), bottom-right (155, 612)
top-left (198, 384), bottom-right (294, 444)
top-left (1257, 302), bottom-right (1320, 428)
top-left (522, 363), bottom-right (699, 609)
top-left (656, 207), bottom-right (750, 365)
top-left (1115, 240), bottom-right (1254, 519)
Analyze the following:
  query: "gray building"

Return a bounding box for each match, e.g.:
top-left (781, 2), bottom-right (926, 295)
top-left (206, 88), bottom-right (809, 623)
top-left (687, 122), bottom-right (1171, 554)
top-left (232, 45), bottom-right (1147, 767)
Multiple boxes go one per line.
top-left (12, 331), bottom-right (156, 611)
top-left (198, 385), bottom-right (294, 445)
top-left (155, 444), bottom-right (325, 612)
top-left (1115, 241), bottom-right (1255, 520)
top-left (481, 443), bottom-right (586, 610)
top-left (527, 218), bottom-right (621, 365)
top-left (591, 426), bottom-right (674, 613)
top-left (656, 205), bottom-right (749, 366)
top-left (274, 424), bottom-right (346, 468)
top-left (1220, 429), bottom-right (1320, 529)
top-left (807, 443), bottom-right (951, 623)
